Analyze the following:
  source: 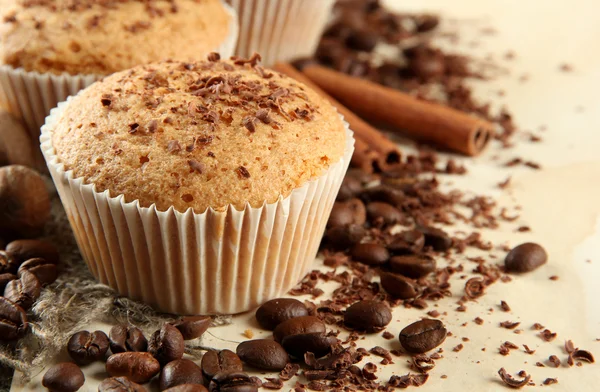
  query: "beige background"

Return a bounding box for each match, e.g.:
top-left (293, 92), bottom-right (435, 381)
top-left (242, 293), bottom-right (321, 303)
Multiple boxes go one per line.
top-left (13, 0), bottom-right (600, 390)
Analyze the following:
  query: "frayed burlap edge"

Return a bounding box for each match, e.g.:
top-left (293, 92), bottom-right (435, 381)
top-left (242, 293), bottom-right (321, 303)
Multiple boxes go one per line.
top-left (0, 182), bottom-right (232, 384)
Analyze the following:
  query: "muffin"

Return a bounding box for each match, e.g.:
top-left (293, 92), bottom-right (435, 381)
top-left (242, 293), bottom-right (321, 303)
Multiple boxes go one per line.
top-left (0, 0), bottom-right (238, 170)
top-left (41, 54), bottom-right (354, 315)
top-left (225, 0), bottom-right (334, 65)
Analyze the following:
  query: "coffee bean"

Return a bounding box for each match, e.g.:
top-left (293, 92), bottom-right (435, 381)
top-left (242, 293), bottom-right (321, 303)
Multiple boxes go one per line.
top-left (42, 362), bottom-right (85, 392)
top-left (160, 359), bottom-right (204, 391)
top-left (380, 272), bottom-right (418, 299)
top-left (387, 230), bottom-right (425, 255)
top-left (360, 185), bottom-right (404, 207)
top-left (3, 269), bottom-right (41, 310)
top-left (350, 243), bottom-right (390, 266)
top-left (171, 316), bottom-right (211, 340)
top-left (337, 176), bottom-right (363, 201)
top-left (208, 372), bottom-right (257, 392)
top-left (236, 339), bottom-right (289, 371)
top-left (165, 385), bottom-right (209, 392)
top-left (366, 202), bottom-right (403, 225)
top-left (328, 198), bottom-right (366, 228)
top-left (0, 296), bottom-right (27, 341)
top-left (418, 226), bottom-right (452, 251)
top-left (98, 376), bottom-right (145, 392)
top-left (18, 257), bottom-right (57, 286)
top-left (201, 349), bottom-right (243, 382)
top-left (106, 352), bottom-right (160, 384)
top-left (389, 255), bottom-right (436, 278)
top-left (399, 319), bottom-right (447, 354)
top-left (0, 272), bottom-right (16, 292)
top-left (67, 330), bottom-right (110, 365)
top-left (325, 224), bottom-right (366, 250)
top-left (0, 250), bottom-right (18, 274)
top-left (273, 316), bottom-right (326, 343)
top-left (148, 324), bottom-right (185, 366)
top-left (345, 30), bottom-right (379, 52)
top-left (281, 332), bottom-right (337, 359)
top-left (255, 298), bottom-right (308, 330)
top-left (344, 300), bottom-right (392, 332)
top-left (109, 325), bottom-right (148, 353)
top-left (505, 242), bottom-right (547, 273)
top-left (5, 239), bottom-right (59, 265)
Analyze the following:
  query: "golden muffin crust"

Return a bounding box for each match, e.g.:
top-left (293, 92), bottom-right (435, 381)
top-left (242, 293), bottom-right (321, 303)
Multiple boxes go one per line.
top-left (51, 55), bottom-right (347, 212)
top-left (0, 0), bottom-right (231, 75)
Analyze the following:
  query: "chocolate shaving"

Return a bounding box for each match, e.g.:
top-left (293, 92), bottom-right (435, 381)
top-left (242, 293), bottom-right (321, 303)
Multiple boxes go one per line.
top-left (523, 345), bottom-right (535, 355)
top-left (167, 140), bottom-right (181, 153)
top-left (233, 53), bottom-right (262, 67)
top-left (543, 378), bottom-right (558, 385)
top-left (548, 355), bottom-right (561, 367)
top-left (207, 52), bottom-right (221, 62)
top-left (188, 159), bottom-right (204, 174)
top-left (128, 123), bottom-right (140, 134)
top-left (500, 321), bottom-right (521, 330)
top-left (280, 364), bottom-right (300, 381)
top-left (497, 368), bottom-right (531, 389)
top-left (412, 355), bottom-right (435, 373)
top-left (242, 116), bottom-right (256, 132)
top-left (571, 350), bottom-right (595, 364)
top-left (565, 340), bottom-right (576, 354)
top-left (500, 300), bottom-right (511, 311)
top-left (539, 329), bottom-right (557, 342)
top-left (236, 166), bottom-right (250, 179)
top-left (263, 378), bottom-right (284, 390)
top-left (464, 278), bottom-right (486, 299)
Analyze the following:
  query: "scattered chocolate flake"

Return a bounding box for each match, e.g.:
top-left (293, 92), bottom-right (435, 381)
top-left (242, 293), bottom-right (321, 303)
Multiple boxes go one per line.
top-left (382, 331), bottom-right (394, 340)
top-left (412, 355), bottom-right (435, 373)
top-left (516, 226), bottom-right (531, 232)
top-left (498, 368), bottom-right (531, 389)
top-left (188, 160), bottom-right (204, 174)
top-left (256, 108), bottom-right (273, 124)
top-left (456, 305), bottom-right (467, 312)
top-left (388, 373), bottom-right (429, 388)
top-left (559, 63), bottom-right (573, 72)
top-left (233, 53), bottom-right (262, 67)
top-left (148, 119), bottom-right (158, 133)
top-left (498, 177), bottom-right (511, 189)
top-left (464, 278), bottom-right (486, 299)
top-left (128, 123), bottom-right (140, 134)
top-left (242, 116), bottom-right (256, 132)
top-left (207, 52), bottom-right (221, 62)
top-left (362, 363), bottom-right (378, 380)
top-left (369, 346), bottom-right (392, 362)
top-left (523, 345), bottom-right (535, 355)
top-left (500, 321), bottom-right (521, 330)
top-left (474, 317), bottom-right (484, 325)
top-left (548, 355), bottom-right (561, 368)
top-left (427, 310), bottom-right (440, 318)
top-left (532, 323), bottom-right (545, 330)
top-left (236, 166), bottom-right (251, 179)
top-left (525, 161), bottom-right (541, 170)
top-left (263, 378), bottom-right (284, 390)
top-left (535, 362), bottom-right (545, 367)
top-left (452, 344), bottom-right (464, 352)
top-left (539, 329), bottom-right (557, 342)
top-left (543, 378), bottom-right (558, 385)
top-left (565, 340), bottom-right (576, 354)
top-left (571, 350), bottom-right (595, 364)
top-left (549, 275), bottom-right (559, 281)
top-left (500, 301), bottom-right (511, 312)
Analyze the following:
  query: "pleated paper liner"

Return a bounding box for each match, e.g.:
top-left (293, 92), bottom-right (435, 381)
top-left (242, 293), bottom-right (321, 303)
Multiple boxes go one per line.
top-left (41, 98), bottom-right (354, 315)
top-left (227, 0), bottom-right (335, 66)
top-left (0, 2), bottom-right (239, 172)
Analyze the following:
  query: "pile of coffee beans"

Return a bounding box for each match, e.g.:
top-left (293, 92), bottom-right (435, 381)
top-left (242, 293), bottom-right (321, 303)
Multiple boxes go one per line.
top-left (42, 316), bottom-right (215, 391)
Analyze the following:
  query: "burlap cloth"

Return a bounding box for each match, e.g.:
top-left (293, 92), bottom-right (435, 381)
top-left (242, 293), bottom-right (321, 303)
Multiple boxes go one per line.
top-left (0, 183), bottom-right (232, 386)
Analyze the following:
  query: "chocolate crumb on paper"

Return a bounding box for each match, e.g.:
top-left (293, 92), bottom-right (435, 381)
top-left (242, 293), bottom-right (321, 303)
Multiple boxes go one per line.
top-left (498, 368), bottom-right (531, 389)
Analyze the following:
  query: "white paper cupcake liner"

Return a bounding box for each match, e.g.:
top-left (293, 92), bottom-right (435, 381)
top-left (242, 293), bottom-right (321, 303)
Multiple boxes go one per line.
top-left (227, 0), bottom-right (334, 66)
top-left (0, 2), bottom-right (239, 171)
top-left (40, 97), bottom-right (354, 315)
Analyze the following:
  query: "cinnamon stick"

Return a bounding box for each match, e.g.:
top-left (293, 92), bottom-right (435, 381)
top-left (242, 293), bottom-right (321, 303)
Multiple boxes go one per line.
top-left (273, 62), bottom-right (401, 171)
top-left (301, 64), bottom-right (494, 156)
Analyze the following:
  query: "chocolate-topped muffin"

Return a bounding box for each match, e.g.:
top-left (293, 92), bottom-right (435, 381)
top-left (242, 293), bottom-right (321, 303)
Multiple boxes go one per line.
top-left (41, 54), bottom-right (354, 314)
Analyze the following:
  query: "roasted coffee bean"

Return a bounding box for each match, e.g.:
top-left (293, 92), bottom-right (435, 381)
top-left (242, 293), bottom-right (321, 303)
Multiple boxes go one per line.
top-left (165, 385), bottom-right (208, 392)
top-left (344, 300), bottom-right (392, 332)
top-left (171, 316), bottom-right (211, 340)
top-left (281, 332), bottom-right (337, 358)
top-left (273, 316), bottom-right (326, 343)
top-left (418, 225), bottom-right (452, 251)
top-left (255, 298), bottom-right (308, 330)
top-left (328, 198), bottom-right (366, 228)
top-left (0, 250), bottom-right (18, 274)
top-left (98, 376), bottom-right (145, 392)
top-left (345, 30), bottom-right (379, 52)
top-left (67, 330), bottom-right (110, 365)
top-left (201, 349), bottom-right (243, 382)
top-left (337, 176), bottom-right (363, 201)
top-left (380, 272), bottom-right (418, 299)
top-left (387, 230), bottom-right (425, 255)
top-left (399, 319), bottom-right (447, 354)
top-left (389, 255), bottom-right (436, 279)
top-left (360, 185), bottom-right (404, 207)
top-left (366, 202), bottom-right (403, 225)
top-left (236, 339), bottom-right (289, 371)
top-left (505, 242), bottom-right (547, 273)
top-left (350, 243), bottom-right (390, 266)
top-left (0, 296), bottom-right (27, 341)
top-left (106, 352), bottom-right (160, 384)
top-left (109, 325), bottom-right (148, 353)
top-left (208, 372), bottom-right (257, 392)
top-left (18, 257), bottom-right (57, 286)
top-left (3, 269), bottom-right (41, 310)
top-left (148, 324), bottom-right (185, 366)
top-left (325, 224), bottom-right (366, 250)
top-left (42, 362), bottom-right (85, 392)
top-left (5, 239), bottom-right (59, 265)
top-left (0, 272), bottom-right (16, 292)
top-left (160, 359), bottom-right (204, 391)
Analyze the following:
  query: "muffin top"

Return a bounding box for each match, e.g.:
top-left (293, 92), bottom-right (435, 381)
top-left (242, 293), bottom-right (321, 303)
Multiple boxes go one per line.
top-left (0, 0), bottom-right (231, 75)
top-left (50, 55), bottom-right (347, 212)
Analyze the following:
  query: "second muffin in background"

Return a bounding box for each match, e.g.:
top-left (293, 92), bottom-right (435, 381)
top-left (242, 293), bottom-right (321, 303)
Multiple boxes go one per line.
top-left (42, 53), bottom-right (354, 315)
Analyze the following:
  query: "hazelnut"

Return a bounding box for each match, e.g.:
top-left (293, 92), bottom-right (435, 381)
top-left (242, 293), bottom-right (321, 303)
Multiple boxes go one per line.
top-left (0, 110), bottom-right (35, 169)
top-left (0, 165), bottom-right (51, 238)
